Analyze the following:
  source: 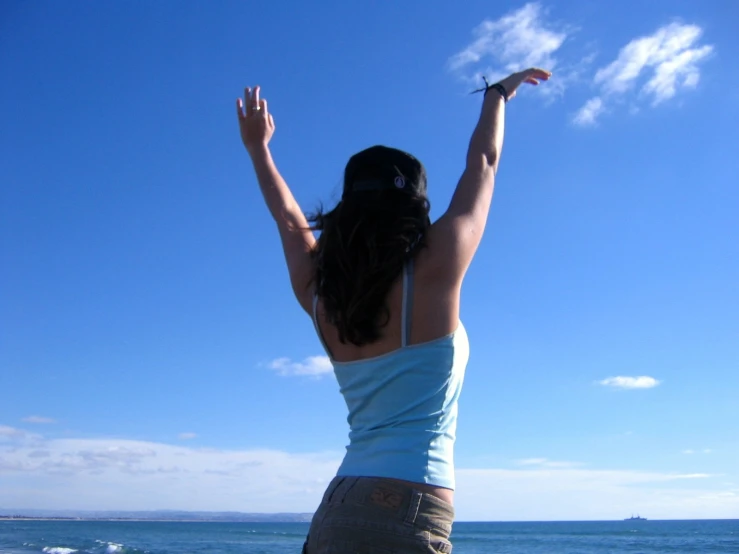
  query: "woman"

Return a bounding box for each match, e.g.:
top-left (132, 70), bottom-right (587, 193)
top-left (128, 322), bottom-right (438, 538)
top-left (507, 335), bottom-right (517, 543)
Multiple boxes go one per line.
top-left (237, 67), bottom-right (551, 553)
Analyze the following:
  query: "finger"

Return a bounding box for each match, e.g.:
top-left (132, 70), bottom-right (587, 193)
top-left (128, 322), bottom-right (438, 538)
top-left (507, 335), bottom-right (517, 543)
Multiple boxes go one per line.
top-left (236, 98), bottom-right (245, 120)
top-left (268, 113), bottom-right (274, 128)
top-left (259, 98), bottom-right (268, 115)
top-left (524, 77), bottom-right (539, 85)
top-left (245, 87), bottom-right (253, 116)
top-left (252, 85), bottom-right (261, 111)
top-left (528, 68), bottom-right (552, 80)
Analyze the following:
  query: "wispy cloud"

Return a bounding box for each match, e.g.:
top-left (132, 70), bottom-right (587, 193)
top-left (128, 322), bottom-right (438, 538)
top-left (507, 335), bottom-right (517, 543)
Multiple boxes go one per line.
top-left (178, 433), bottom-right (197, 440)
top-left (598, 376), bottom-right (661, 389)
top-left (1, 427), bottom-right (734, 520)
top-left (449, 3), bottom-right (566, 72)
top-left (0, 425), bottom-right (43, 445)
top-left (574, 22), bottom-right (713, 126)
top-left (683, 448), bottom-right (712, 455)
top-left (0, 425), bottom-right (27, 438)
top-left (448, 2), bottom-right (577, 94)
top-left (266, 356), bottom-right (332, 378)
top-left (572, 97), bottom-right (604, 126)
top-left (22, 416), bottom-right (56, 424)
top-left (517, 458), bottom-right (583, 469)
top-left (455, 468), bottom-right (728, 521)
top-left (0, 433), bottom-right (342, 512)
top-left (518, 457), bottom-right (548, 465)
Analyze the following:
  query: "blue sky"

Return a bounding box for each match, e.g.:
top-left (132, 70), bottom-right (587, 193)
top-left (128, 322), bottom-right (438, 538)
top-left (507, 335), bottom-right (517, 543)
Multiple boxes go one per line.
top-left (1, 0), bottom-right (737, 521)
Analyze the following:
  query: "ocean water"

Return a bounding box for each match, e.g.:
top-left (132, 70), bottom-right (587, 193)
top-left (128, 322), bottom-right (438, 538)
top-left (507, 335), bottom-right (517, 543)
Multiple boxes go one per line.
top-left (1, 519), bottom-right (737, 553)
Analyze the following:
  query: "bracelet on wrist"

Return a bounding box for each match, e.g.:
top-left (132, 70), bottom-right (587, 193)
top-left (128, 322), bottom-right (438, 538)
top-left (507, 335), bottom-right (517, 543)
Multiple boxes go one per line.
top-left (470, 76), bottom-right (509, 102)
top-left (485, 83), bottom-right (508, 102)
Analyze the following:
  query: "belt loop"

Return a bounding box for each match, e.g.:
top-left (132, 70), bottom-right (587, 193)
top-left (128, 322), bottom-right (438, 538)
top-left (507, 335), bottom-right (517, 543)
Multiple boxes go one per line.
top-left (340, 476), bottom-right (359, 504)
top-left (404, 490), bottom-right (422, 525)
top-left (326, 477), bottom-right (346, 504)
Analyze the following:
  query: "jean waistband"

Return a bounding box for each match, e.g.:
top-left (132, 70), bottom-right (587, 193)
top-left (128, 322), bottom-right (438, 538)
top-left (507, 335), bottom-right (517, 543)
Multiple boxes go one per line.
top-left (322, 476), bottom-right (454, 535)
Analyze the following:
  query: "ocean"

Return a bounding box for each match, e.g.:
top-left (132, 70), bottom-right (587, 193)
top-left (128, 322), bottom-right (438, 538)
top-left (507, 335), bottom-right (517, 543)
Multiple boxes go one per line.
top-left (1, 519), bottom-right (737, 553)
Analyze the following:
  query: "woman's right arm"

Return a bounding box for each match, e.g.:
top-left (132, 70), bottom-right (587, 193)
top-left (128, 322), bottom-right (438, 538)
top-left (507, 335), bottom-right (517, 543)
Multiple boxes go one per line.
top-left (428, 68), bottom-right (551, 284)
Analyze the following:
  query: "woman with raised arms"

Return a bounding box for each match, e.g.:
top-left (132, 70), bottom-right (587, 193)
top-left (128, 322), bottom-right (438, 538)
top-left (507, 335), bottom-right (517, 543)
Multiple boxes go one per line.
top-left (237, 67), bottom-right (551, 553)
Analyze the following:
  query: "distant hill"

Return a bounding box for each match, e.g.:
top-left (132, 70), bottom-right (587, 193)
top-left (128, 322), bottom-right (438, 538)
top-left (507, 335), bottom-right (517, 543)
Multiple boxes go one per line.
top-left (0, 509), bottom-right (313, 522)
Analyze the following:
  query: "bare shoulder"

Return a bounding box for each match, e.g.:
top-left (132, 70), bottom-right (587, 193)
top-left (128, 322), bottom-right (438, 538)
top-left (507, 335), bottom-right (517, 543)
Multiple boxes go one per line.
top-left (425, 166), bottom-right (495, 281)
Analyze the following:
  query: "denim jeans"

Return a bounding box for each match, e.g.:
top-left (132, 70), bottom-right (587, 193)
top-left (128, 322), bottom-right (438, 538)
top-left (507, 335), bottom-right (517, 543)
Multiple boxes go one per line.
top-left (302, 476), bottom-right (454, 553)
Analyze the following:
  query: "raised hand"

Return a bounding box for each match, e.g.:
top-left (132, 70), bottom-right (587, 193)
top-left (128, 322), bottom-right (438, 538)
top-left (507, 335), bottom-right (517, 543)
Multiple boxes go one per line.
top-left (497, 68), bottom-right (552, 100)
top-left (236, 85), bottom-right (275, 153)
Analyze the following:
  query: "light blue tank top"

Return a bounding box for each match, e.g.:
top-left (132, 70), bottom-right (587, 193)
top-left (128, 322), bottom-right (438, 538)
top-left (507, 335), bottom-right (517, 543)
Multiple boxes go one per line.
top-left (312, 260), bottom-right (469, 490)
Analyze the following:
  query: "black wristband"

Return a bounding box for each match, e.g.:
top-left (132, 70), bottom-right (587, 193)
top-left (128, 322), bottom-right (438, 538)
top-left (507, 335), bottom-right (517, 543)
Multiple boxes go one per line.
top-left (485, 83), bottom-right (508, 102)
top-left (470, 76), bottom-right (509, 102)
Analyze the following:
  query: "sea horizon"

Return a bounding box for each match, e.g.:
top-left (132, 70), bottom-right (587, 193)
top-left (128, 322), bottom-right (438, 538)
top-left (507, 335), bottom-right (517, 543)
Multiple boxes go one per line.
top-left (2, 518), bottom-right (738, 554)
top-left (2, 509), bottom-right (736, 523)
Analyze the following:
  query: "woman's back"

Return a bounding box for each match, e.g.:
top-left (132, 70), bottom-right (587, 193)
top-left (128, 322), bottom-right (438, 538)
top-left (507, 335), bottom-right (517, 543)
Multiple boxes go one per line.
top-left (313, 257), bottom-right (470, 490)
top-left (313, 242), bottom-right (463, 364)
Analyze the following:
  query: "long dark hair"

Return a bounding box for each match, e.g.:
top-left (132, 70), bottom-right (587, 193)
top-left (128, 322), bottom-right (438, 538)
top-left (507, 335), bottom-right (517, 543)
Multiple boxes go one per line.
top-left (309, 146), bottom-right (431, 346)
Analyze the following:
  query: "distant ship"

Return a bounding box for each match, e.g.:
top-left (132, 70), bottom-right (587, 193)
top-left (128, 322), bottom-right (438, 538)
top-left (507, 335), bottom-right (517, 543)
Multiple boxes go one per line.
top-left (624, 514), bottom-right (647, 521)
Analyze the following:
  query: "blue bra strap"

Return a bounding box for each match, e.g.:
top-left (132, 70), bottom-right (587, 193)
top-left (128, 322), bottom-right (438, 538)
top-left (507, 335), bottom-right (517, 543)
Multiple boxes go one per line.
top-left (316, 260), bottom-right (414, 353)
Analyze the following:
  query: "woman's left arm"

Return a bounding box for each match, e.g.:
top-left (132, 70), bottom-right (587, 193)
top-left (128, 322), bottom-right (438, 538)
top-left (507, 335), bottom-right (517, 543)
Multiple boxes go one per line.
top-left (237, 86), bottom-right (315, 313)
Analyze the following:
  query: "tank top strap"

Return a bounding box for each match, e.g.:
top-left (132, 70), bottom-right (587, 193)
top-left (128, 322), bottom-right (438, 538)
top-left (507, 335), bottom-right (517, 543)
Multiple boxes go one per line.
top-left (401, 258), bottom-right (415, 347)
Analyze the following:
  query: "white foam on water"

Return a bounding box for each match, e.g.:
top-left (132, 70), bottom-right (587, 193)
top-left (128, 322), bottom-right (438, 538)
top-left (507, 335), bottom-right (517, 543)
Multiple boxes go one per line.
top-left (42, 548), bottom-right (78, 554)
top-left (91, 540), bottom-right (125, 553)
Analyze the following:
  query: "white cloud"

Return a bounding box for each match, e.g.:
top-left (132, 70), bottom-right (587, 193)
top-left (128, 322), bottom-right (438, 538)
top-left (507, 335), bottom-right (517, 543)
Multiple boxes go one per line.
top-left (517, 458), bottom-right (583, 469)
top-left (1, 431), bottom-right (735, 520)
top-left (0, 425), bottom-right (43, 446)
top-left (683, 448), bottom-right (712, 455)
top-left (448, 2), bottom-right (575, 95)
top-left (572, 96), bottom-right (604, 126)
top-left (178, 433), bottom-right (197, 440)
top-left (454, 468), bottom-right (731, 521)
top-left (22, 416), bottom-right (56, 424)
top-left (267, 356), bottom-right (332, 378)
top-left (598, 376), bottom-right (660, 389)
top-left (641, 45), bottom-right (712, 104)
top-left (518, 457), bottom-right (548, 465)
top-left (449, 3), bottom-right (566, 72)
top-left (575, 22), bottom-right (713, 125)
top-left (0, 434), bottom-right (342, 512)
top-left (0, 425), bottom-right (26, 438)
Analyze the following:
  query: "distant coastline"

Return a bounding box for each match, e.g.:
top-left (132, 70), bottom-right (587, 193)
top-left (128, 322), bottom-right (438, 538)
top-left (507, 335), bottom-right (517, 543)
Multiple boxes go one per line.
top-left (0, 511), bottom-right (314, 523)
top-left (0, 517), bottom-right (210, 522)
